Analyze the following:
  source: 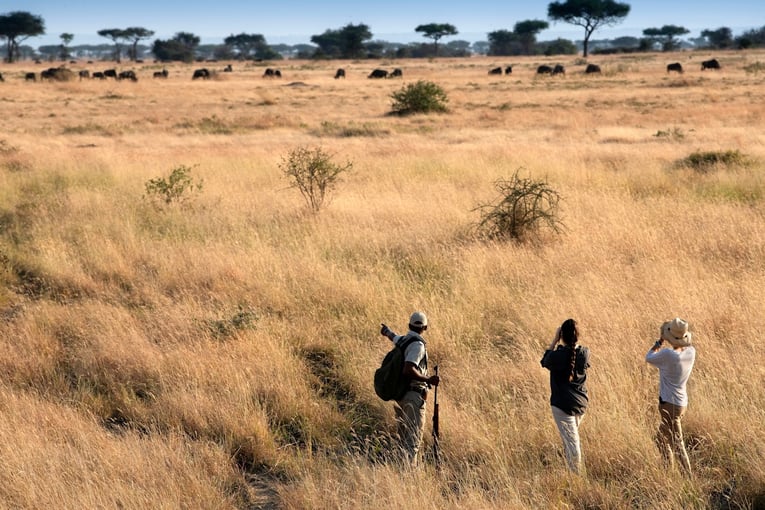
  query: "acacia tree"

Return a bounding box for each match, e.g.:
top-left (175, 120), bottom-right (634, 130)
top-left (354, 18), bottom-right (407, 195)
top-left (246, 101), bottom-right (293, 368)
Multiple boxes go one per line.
top-left (223, 33), bottom-right (279, 60)
top-left (0, 11), bottom-right (45, 62)
top-left (152, 32), bottom-right (200, 62)
top-left (59, 32), bottom-right (73, 60)
top-left (487, 29), bottom-right (518, 56)
top-left (97, 28), bottom-right (128, 61)
top-left (701, 27), bottom-right (733, 49)
top-left (643, 24), bottom-right (689, 51)
top-left (415, 23), bottom-right (458, 56)
top-left (310, 23), bottom-right (372, 59)
top-left (514, 20), bottom-right (549, 54)
top-left (547, 0), bottom-right (630, 57)
top-left (124, 27), bottom-right (154, 60)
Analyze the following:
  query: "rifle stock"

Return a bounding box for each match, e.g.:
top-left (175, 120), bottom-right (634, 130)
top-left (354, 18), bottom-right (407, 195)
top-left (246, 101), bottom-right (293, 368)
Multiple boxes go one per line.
top-left (432, 365), bottom-right (441, 470)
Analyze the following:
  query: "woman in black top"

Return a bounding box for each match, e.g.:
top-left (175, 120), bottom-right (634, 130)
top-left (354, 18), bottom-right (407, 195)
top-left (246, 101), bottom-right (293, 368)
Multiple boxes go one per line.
top-left (541, 318), bottom-right (591, 474)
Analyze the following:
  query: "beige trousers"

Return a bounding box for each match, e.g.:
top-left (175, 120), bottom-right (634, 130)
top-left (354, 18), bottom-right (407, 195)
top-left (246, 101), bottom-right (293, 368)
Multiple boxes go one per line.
top-left (395, 390), bottom-right (426, 467)
top-left (657, 401), bottom-right (692, 477)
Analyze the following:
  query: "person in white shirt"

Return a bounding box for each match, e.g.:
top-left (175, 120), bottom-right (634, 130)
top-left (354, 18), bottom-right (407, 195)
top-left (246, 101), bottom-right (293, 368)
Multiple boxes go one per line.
top-left (645, 317), bottom-right (696, 477)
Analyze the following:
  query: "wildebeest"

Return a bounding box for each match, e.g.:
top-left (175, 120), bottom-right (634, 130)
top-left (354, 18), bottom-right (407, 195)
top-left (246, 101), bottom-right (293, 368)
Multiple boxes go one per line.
top-left (701, 58), bottom-right (721, 71)
top-left (667, 62), bottom-right (683, 74)
top-left (223, 64), bottom-right (232, 72)
top-left (78, 70), bottom-right (90, 80)
top-left (0, 72), bottom-right (3, 82)
top-left (263, 68), bottom-right (282, 78)
top-left (41, 67), bottom-right (74, 81)
top-left (368, 69), bottom-right (388, 79)
top-left (103, 69), bottom-right (118, 79)
top-left (24, 72), bottom-right (36, 82)
top-left (192, 68), bottom-right (211, 80)
top-left (505, 66), bottom-right (513, 74)
top-left (552, 64), bottom-right (565, 75)
top-left (118, 70), bottom-right (137, 81)
top-left (489, 67), bottom-right (502, 75)
top-left (334, 68), bottom-right (345, 79)
top-left (537, 64), bottom-right (554, 75)
top-left (153, 68), bottom-right (168, 79)
top-left (274, 69), bottom-right (282, 78)
top-left (92, 72), bottom-right (105, 79)
top-left (585, 64), bottom-right (601, 74)
top-left (390, 68), bottom-right (403, 78)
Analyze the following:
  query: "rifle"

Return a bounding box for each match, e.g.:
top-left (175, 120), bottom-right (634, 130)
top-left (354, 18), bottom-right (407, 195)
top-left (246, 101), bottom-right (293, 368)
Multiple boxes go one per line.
top-left (432, 364), bottom-right (441, 471)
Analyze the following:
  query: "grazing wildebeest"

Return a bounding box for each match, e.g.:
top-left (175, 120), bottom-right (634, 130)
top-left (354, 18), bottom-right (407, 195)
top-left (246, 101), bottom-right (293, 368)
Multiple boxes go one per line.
top-left (223, 64), bottom-right (232, 72)
top-left (41, 67), bottom-right (74, 81)
top-left (92, 72), bottom-right (105, 79)
top-left (552, 64), bottom-right (565, 75)
top-left (103, 69), bottom-right (118, 79)
top-left (667, 62), bottom-right (683, 74)
top-left (701, 58), bottom-right (720, 71)
top-left (390, 68), bottom-right (403, 78)
top-left (153, 68), bottom-right (168, 79)
top-left (118, 70), bottom-right (137, 81)
top-left (274, 69), bottom-right (282, 78)
top-left (0, 72), bottom-right (3, 82)
top-left (78, 70), bottom-right (90, 80)
top-left (505, 66), bottom-right (513, 74)
top-left (585, 64), bottom-right (601, 74)
top-left (368, 68), bottom-right (388, 79)
top-left (192, 68), bottom-right (210, 80)
top-left (25, 72), bottom-right (36, 82)
top-left (263, 68), bottom-right (276, 78)
top-left (334, 68), bottom-right (345, 79)
top-left (537, 64), bottom-right (553, 75)
top-left (489, 67), bottom-right (502, 75)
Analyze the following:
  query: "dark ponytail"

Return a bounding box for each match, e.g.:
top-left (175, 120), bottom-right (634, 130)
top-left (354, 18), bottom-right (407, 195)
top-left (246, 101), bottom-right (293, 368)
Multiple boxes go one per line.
top-left (560, 319), bottom-right (579, 382)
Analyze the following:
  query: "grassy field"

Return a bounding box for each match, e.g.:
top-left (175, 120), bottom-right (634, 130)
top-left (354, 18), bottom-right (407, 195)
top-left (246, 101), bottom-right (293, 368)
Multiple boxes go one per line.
top-left (1, 50), bottom-right (764, 509)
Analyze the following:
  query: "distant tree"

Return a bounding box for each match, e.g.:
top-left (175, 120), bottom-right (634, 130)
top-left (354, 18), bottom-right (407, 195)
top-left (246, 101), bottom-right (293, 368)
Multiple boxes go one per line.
top-left (487, 29), bottom-right (519, 56)
top-left (97, 28), bottom-right (128, 61)
top-left (415, 23), bottom-right (458, 56)
top-left (642, 24), bottom-right (689, 51)
top-left (700, 27), bottom-right (733, 49)
top-left (547, 0), bottom-right (631, 57)
top-left (538, 38), bottom-right (578, 55)
top-left (58, 32), bottom-right (73, 60)
top-left (310, 23), bottom-right (372, 59)
top-left (472, 40), bottom-right (490, 55)
top-left (514, 19), bottom-right (550, 54)
top-left (446, 39), bottom-right (472, 56)
top-left (224, 32), bottom-right (265, 59)
top-left (152, 32), bottom-right (200, 62)
top-left (735, 25), bottom-right (765, 49)
top-left (0, 11), bottom-right (45, 62)
top-left (610, 35), bottom-right (640, 49)
top-left (124, 27), bottom-right (154, 61)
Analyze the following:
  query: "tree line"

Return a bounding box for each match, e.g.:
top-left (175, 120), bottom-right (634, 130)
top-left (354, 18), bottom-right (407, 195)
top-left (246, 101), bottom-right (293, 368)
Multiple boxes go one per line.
top-left (1, 2), bottom-right (764, 63)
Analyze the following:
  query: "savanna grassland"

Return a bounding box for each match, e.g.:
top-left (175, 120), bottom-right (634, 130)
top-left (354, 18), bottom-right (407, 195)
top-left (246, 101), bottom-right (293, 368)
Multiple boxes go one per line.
top-left (0, 50), bottom-right (764, 509)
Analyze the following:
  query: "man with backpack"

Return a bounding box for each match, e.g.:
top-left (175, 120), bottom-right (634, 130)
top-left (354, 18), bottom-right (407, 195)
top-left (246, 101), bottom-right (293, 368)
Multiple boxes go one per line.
top-left (378, 311), bottom-right (440, 467)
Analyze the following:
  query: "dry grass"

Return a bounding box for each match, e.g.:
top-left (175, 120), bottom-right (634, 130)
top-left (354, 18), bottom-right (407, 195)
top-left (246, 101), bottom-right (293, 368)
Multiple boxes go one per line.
top-left (1, 50), bottom-right (764, 509)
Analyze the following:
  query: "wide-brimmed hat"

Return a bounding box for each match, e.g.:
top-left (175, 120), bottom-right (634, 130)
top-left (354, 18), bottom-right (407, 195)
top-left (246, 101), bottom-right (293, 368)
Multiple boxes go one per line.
top-left (661, 317), bottom-right (692, 347)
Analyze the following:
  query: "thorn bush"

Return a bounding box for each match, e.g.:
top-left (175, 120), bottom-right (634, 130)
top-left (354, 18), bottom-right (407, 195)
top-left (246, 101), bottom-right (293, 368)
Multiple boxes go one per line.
top-left (389, 80), bottom-right (449, 115)
top-left (279, 146), bottom-right (351, 213)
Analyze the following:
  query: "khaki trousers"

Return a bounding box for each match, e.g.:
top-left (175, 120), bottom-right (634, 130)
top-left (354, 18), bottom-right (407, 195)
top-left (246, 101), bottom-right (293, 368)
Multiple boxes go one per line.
top-left (395, 390), bottom-right (426, 467)
top-left (657, 401), bottom-right (692, 477)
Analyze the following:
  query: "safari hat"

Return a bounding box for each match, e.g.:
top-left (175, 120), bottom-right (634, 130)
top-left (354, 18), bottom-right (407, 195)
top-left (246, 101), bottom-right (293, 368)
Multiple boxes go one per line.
top-left (661, 317), bottom-right (692, 347)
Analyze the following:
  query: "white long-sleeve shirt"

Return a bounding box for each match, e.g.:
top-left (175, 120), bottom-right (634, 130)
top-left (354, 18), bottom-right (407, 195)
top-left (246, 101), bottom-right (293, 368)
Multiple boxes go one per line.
top-left (645, 346), bottom-right (696, 407)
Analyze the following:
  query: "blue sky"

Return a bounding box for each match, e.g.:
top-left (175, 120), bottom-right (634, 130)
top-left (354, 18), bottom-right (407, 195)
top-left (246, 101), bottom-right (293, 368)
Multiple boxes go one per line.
top-left (13, 0), bottom-right (765, 47)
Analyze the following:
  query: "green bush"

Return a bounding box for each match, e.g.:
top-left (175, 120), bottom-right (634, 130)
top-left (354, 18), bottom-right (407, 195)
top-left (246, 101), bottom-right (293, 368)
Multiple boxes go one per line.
top-left (473, 170), bottom-right (564, 243)
top-left (279, 146), bottom-right (352, 213)
top-left (677, 150), bottom-right (750, 173)
top-left (144, 165), bottom-right (203, 206)
top-left (389, 80), bottom-right (449, 115)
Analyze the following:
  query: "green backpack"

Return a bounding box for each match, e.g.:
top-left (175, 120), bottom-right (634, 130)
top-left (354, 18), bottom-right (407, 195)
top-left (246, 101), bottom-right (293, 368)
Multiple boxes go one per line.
top-left (374, 336), bottom-right (419, 401)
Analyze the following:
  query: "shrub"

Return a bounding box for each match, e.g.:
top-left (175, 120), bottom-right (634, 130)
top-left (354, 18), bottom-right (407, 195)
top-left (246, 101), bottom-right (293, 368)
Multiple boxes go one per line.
top-left (144, 165), bottom-right (204, 206)
top-left (473, 170), bottom-right (564, 243)
top-left (279, 146), bottom-right (351, 213)
top-left (389, 80), bottom-right (449, 115)
top-left (677, 150), bottom-right (750, 173)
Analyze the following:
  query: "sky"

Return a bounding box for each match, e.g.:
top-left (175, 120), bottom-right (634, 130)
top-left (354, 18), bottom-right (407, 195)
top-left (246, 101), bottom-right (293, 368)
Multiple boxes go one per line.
top-left (12, 0), bottom-right (765, 47)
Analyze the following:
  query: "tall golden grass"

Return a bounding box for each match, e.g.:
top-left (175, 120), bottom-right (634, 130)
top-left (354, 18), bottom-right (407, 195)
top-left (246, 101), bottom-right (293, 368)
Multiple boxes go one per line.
top-left (1, 50), bottom-right (764, 508)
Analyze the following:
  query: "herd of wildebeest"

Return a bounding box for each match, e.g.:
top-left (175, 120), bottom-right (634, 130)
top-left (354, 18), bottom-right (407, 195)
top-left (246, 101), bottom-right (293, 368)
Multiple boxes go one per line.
top-left (0, 57), bottom-right (722, 83)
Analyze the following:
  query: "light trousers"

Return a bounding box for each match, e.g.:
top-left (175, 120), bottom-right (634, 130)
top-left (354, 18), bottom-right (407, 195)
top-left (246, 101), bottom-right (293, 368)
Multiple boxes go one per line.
top-left (551, 405), bottom-right (585, 474)
top-left (657, 401), bottom-right (692, 477)
top-left (395, 390), bottom-right (426, 467)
